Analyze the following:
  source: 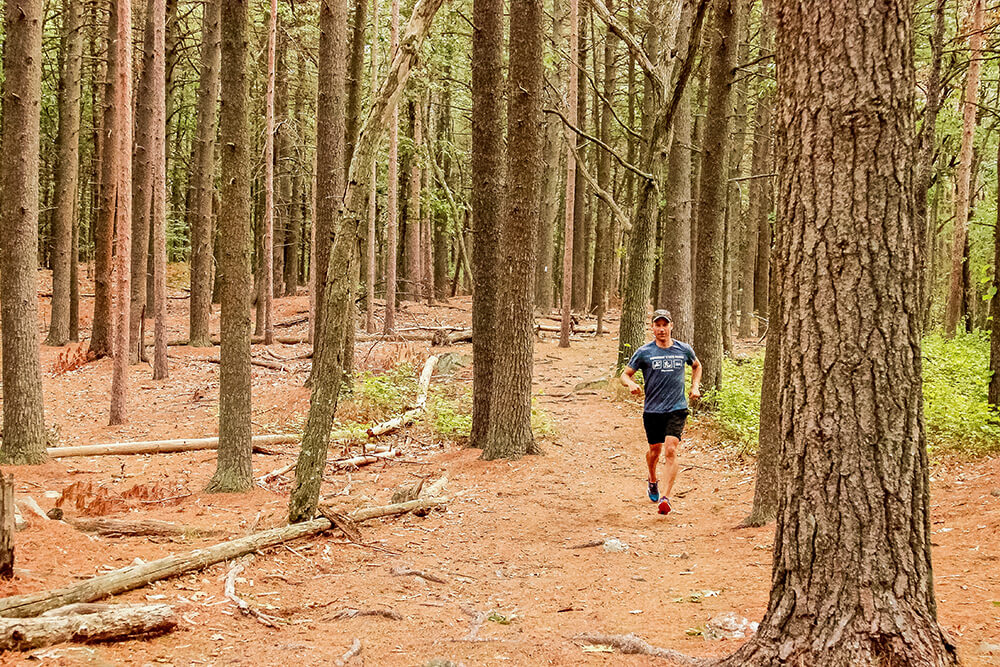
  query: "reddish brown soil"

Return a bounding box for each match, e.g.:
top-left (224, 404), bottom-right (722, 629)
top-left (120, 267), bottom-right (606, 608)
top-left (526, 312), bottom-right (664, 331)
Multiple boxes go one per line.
top-left (0, 270), bottom-right (997, 666)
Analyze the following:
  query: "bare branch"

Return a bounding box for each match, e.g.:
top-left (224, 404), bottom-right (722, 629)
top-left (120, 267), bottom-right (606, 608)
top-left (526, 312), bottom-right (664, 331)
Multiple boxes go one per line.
top-left (543, 107), bottom-right (653, 182)
top-left (587, 0), bottom-right (659, 87)
top-left (563, 128), bottom-right (632, 233)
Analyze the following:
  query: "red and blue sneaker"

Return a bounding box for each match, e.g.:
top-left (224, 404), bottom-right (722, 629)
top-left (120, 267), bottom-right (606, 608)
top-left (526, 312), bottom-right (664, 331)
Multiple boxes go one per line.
top-left (657, 496), bottom-right (672, 515)
top-left (647, 481), bottom-right (660, 503)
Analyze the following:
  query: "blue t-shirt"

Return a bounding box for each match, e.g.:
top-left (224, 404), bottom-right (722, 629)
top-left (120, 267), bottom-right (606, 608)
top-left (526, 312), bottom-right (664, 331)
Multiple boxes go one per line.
top-left (626, 340), bottom-right (697, 413)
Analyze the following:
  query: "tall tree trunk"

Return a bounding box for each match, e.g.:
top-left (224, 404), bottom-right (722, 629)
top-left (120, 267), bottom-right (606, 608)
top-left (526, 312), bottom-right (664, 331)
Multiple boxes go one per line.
top-left (345, 0), bottom-right (368, 171)
top-left (311, 0), bottom-right (348, 377)
top-left (262, 0), bottom-right (278, 346)
top-left (433, 74), bottom-right (452, 300)
top-left (130, 0), bottom-right (163, 364)
top-left (207, 0), bottom-right (253, 493)
top-left (45, 0), bottom-right (84, 347)
top-left (481, 0), bottom-right (543, 460)
top-left (289, 0), bottom-right (446, 522)
top-left (284, 52), bottom-right (306, 297)
top-left (150, 0), bottom-right (168, 380)
top-left (274, 29), bottom-right (290, 298)
top-left (91, 8), bottom-right (118, 359)
top-left (722, 24), bottom-right (749, 353)
top-left (571, 13), bottom-right (588, 313)
top-left (991, 139), bottom-right (1000, 406)
top-left (945, 0), bottom-right (984, 337)
top-left (558, 0), bottom-right (578, 348)
top-left (471, 0), bottom-right (506, 443)
top-left (383, 0), bottom-right (401, 333)
top-left (109, 0), bottom-right (134, 425)
top-left (692, 0), bottom-right (741, 392)
top-left (405, 99), bottom-right (423, 301)
top-left (0, 0), bottom-right (48, 464)
top-left (656, 1), bottom-right (695, 344)
top-left (747, 21), bottom-right (773, 336)
top-left (717, 0), bottom-right (959, 662)
top-left (188, 0), bottom-right (221, 347)
top-left (365, 0), bottom-right (380, 331)
top-left (591, 3), bottom-right (616, 335)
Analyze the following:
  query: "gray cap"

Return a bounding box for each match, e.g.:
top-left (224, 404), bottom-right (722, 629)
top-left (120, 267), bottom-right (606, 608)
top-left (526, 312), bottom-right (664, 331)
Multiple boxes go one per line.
top-left (651, 309), bottom-right (672, 323)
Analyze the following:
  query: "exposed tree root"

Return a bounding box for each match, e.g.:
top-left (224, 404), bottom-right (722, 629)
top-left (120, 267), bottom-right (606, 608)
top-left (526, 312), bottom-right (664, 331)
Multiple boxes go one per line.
top-left (572, 633), bottom-right (705, 665)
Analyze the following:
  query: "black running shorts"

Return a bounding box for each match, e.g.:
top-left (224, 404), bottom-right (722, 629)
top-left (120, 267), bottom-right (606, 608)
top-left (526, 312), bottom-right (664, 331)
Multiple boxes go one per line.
top-left (642, 409), bottom-right (688, 444)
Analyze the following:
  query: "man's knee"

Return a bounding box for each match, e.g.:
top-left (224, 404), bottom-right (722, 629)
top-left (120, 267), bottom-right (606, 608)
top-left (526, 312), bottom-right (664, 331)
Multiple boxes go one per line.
top-left (648, 442), bottom-right (663, 457)
top-left (662, 438), bottom-right (679, 459)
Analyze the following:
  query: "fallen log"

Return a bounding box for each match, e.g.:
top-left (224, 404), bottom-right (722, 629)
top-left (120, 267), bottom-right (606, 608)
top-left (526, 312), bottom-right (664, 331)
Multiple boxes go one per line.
top-left (45, 433), bottom-right (300, 459)
top-left (0, 497), bottom-right (447, 618)
top-left (63, 517), bottom-right (223, 538)
top-left (0, 604), bottom-right (176, 651)
top-left (197, 356), bottom-right (292, 372)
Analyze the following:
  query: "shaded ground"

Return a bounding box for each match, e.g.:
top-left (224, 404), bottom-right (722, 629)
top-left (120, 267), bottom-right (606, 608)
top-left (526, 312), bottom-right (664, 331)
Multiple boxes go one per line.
top-left (0, 269), bottom-right (997, 665)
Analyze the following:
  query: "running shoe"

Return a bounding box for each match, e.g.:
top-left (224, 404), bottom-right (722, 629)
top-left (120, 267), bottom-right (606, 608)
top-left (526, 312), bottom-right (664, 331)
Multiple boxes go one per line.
top-left (647, 481), bottom-right (659, 503)
top-left (658, 496), bottom-right (672, 515)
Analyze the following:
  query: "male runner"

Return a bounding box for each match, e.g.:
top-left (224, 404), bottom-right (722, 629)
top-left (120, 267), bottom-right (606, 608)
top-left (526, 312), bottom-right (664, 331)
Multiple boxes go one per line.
top-left (620, 309), bottom-right (701, 515)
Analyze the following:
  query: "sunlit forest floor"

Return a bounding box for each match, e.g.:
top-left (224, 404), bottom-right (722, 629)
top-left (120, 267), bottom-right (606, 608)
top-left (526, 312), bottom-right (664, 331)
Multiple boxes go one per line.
top-left (0, 267), bottom-right (997, 665)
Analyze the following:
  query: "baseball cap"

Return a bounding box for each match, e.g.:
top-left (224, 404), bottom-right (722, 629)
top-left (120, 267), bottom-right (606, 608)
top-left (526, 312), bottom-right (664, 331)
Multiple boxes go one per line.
top-left (651, 309), bottom-right (672, 323)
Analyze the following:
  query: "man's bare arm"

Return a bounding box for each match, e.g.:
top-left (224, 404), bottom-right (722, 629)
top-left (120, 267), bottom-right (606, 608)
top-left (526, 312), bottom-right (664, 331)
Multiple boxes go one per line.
top-left (689, 359), bottom-right (702, 400)
top-left (620, 366), bottom-right (642, 395)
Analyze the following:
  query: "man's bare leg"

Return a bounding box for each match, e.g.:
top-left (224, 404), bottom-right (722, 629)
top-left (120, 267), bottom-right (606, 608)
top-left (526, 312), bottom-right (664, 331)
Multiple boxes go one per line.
top-left (661, 436), bottom-right (680, 497)
top-left (646, 442), bottom-right (663, 483)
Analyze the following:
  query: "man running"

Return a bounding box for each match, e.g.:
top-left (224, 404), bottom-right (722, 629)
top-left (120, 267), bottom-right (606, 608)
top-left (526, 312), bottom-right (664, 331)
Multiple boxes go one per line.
top-left (620, 309), bottom-right (701, 515)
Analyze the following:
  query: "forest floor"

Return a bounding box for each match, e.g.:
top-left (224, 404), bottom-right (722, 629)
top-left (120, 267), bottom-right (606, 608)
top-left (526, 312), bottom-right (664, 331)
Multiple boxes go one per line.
top-left (0, 270), bottom-right (998, 666)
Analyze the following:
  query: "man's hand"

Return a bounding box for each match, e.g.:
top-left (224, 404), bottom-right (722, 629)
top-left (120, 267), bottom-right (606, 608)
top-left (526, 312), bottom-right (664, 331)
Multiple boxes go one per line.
top-left (628, 381), bottom-right (643, 396)
top-left (690, 385), bottom-right (701, 401)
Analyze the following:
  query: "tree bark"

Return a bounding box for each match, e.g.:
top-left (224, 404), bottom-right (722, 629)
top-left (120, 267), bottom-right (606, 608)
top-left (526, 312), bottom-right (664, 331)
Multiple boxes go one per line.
top-left (945, 0), bottom-right (984, 337)
top-left (571, 14), bottom-right (588, 313)
top-left (990, 139), bottom-right (1000, 407)
top-left (365, 0), bottom-right (380, 331)
top-left (722, 28), bottom-right (749, 352)
top-left (274, 29), bottom-right (290, 298)
top-left (558, 0), bottom-right (578, 348)
top-left (481, 0), bottom-right (543, 460)
top-left (692, 0), bottom-right (741, 392)
top-left (262, 0), bottom-right (278, 346)
top-left (433, 79), bottom-right (452, 300)
top-left (188, 0), bottom-right (221, 348)
top-left (45, 0), bottom-right (84, 348)
top-left (150, 0), bottom-right (168, 380)
top-left (716, 0), bottom-right (959, 662)
top-left (384, 0), bottom-right (401, 334)
top-left (470, 0), bottom-right (506, 442)
top-left (748, 23), bottom-right (773, 335)
top-left (405, 99), bottom-right (423, 301)
top-left (591, 2), bottom-right (616, 335)
top-left (0, 474), bottom-right (13, 577)
top-left (207, 0), bottom-right (253, 493)
top-left (285, 51), bottom-right (307, 297)
top-left (288, 0), bottom-right (446, 521)
top-left (108, 0), bottom-right (134, 425)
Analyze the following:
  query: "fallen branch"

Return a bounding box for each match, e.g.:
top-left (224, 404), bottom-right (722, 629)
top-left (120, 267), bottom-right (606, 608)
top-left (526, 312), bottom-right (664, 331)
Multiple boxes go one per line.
top-left (390, 566), bottom-right (448, 584)
top-left (197, 356), bottom-right (292, 372)
top-left (0, 604), bottom-right (176, 651)
top-left (329, 608), bottom-right (402, 621)
top-left (46, 434), bottom-right (300, 458)
top-left (572, 633), bottom-right (704, 665)
top-left (0, 497), bottom-right (447, 618)
top-left (63, 517), bottom-right (223, 538)
top-left (258, 445), bottom-right (393, 484)
top-left (224, 562), bottom-right (280, 627)
top-left (335, 638), bottom-right (362, 666)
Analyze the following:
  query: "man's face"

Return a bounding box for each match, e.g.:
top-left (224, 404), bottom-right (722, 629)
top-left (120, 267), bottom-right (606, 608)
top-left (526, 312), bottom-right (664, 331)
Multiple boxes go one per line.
top-left (652, 318), bottom-right (671, 340)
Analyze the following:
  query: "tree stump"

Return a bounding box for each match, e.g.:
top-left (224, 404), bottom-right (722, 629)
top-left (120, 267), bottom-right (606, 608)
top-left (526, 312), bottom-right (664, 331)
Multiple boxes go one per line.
top-left (0, 473), bottom-right (14, 579)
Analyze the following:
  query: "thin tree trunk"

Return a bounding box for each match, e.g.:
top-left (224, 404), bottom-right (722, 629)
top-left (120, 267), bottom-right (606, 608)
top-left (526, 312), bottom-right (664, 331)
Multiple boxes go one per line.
top-left (692, 0), bottom-right (741, 392)
top-left (945, 0), bottom-right (984, 337)
top-left (749, 21), bottom-right (773, 334)
top-left (991, 138), bottom-right (1000, 406)
top-left (207, 0), bottom-right (253, 493)
top-left (289, 0), bottom-right (446, 521)
top-left (571, 14), bottom-right (588, 313)
top-left (0, 0), bottom-right (48, 464)
top-left (384, 0), bottom-right (401, 334)
top-left (45, 0), bottom-right (84, 347)
top-left (109, 0), bottom-right (134, 425)
top-left (150, 0), bottom-right (168, 380)
top-left (188, 0), bottom-right (221, 347)
top-left (365, 0), bottom-right (380, 331)
top-left (274, 29), bottom-right (289, 298)
top-left (262, 0), bottom-right (278, 346)
top-left (558, 0), bottom-right (578, 348)
top-left (405, 100), bottom-right (423, 301)
top-left (722, 25), bottom-right (748, 353)
top-left (591, 3), bottom-right (616, 335)
top-left (717, 0), bottom-right (959, 661)
top-left (284, 52), bottom-right (306, 297)
top-left (433, 78), bottom-right (452, 300)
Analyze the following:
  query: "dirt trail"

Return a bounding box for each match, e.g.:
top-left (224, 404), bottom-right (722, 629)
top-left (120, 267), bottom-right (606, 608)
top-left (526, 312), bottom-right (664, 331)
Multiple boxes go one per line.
top-left (1, 285), bottom-right (998, 665)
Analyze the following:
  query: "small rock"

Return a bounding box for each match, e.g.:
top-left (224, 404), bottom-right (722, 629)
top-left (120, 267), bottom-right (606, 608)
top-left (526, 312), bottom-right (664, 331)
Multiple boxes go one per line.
top-left (603, 538), bottom-right (629, 552)
top-left (46, 507), bottom-right (64, 520)
top-left (990, 488), bottom-right (1000, 497)
top-left (703, 612), bottom-right (759, 641)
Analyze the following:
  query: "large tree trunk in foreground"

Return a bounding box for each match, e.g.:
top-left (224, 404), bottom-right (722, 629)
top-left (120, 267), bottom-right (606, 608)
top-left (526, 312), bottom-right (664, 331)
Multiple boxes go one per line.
top-left (716, 1), bottom-right (959, 664)
top-left (469, 0), bottom-right (506, 445)
top-left (188, 0), bottom-right (221, 347)
top-left (45, 0), bottom-right (84, 348)
top-left (207, 0), bottom-right (253, 493)
top-left (481, 0), bottom-right (543, 460)
top-left (945, 0), bottom-right (984, 337)
top-left (108, 0), bottom-right (134, 425)
top-left (288, 0), bottom-right (446, 522)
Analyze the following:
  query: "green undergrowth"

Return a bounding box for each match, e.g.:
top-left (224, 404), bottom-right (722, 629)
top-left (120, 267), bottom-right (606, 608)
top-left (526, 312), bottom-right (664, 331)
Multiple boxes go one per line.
top-left (707, 331), bottom-right (1000, 457)
top-left (423, 385), bottom-right (556, 445)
